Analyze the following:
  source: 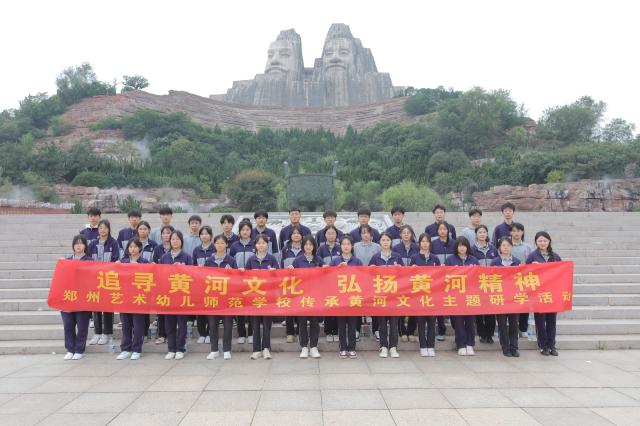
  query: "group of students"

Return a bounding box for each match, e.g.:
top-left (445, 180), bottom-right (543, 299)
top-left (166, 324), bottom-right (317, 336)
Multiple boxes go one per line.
top-left (60, 203), bottom-right (562, 362)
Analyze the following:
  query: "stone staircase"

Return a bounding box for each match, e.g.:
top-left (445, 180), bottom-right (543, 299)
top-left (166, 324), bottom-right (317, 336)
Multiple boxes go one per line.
top-left (0, 212), bottom-right (638, 354)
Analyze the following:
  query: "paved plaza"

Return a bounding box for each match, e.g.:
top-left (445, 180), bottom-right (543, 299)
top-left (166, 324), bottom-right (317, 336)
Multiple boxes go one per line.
top-left (0, 349), bottom-right (638, 425)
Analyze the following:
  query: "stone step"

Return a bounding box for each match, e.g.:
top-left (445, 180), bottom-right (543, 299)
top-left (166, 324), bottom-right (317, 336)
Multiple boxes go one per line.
top-left (0, 278), bottom-right (51, 289)
top-left (0, 310), bottom-right (62, 325)
top-left (573, 294), bottom-right (640, 306)
top-left (0, 288), bottom-right (50, 299)
top-left (0, 262), bottom-right (58, 270)
top-left (574, 283), bottom-right (640, 294)
top-left (556, 319), bottom-right (640, 335)
top-left (1, 270), bottom-right (53, 279)
top-left (559, 306), bottom-right (640, 319)
top-left (0, 299), bottom-right (51, 311)
top-left (0, 254), bottom-right (64, 262)
top-left (574, 274), bottom-right (640, 284)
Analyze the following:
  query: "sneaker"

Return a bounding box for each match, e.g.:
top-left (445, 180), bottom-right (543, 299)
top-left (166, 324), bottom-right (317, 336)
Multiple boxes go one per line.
top-left (175, 352), bottom-right (185, 360)
top-left (207, 351), bottom-right (220, 360)
top-left (420, 348), bottom-right (429, 357)
top-left (339, 350), bottom-right (348, 359)
top-left (511, 350), bottom-right (521, 358)
top-left (374, 330), bottom-right (380, 342)
top-left (63, 352), bottom-right (74, 360)
top-left (487, 336), bottom-right (494, 344)
top-left (262, 348), bottom-right (272, 359)
top-left (286, 335), bottom-right (295, 343)
top-left (281, 320), bottom-right (287, 326)
top-left (155, 337), bottom-right (166, 344)
top-left (248, 336), bottom-right (253, 344)
top-left (466, 345), bottom-right (475, 356)
top-left (310, 347), bottom-right (321, 358)
top-left (197, 336), bottom-right (205, 344)
top-left (401, 335), bottom-right (409, 342)
top-left (409, 335), bottom-right (418, 342)
top-left (71, 353), bottom-right (83, 360)
top-left (223, 351), bottom-right (231, 360)
top-left (549, 348), bottom-right (559, 356)
top-left (250, 351), bottom-right (262, 360)
top-left (389, 347), bottom-right (400, 358)
top-left (427, 348), bottom-right (436, 357)
top-left (457, 347), bottom-right (467, 356)
top-left (130, 352), bottom-right (141, 360)
top-left (348, 351), bottom-right (357, 359)
top-left (97, 334), bottom-right (107, 345)
top-left (355, 331), bottom-right (360, 342)
top-left (165, 352), bottom-right (176, 360)
top-left (326, 334), bottom-right (334, 343)
top-left (205, 336), bottom-right (210, 344)
top-left (479, 337), bottom-right (487, 344)
top-left (541, 348), bottom-right (551, 356)
top-left (116, 351), bottom-right (132, 360)
top-left (436, 335), bottom-right (445, 341)
top-left (503, 351), bottom-right (513, 357)
top-left (88, 335), bottom-right (100, 345)
top-left (300, 347), bottom-right (309, 359)
top-left (237, 336), bottom-right (246, 344)
top-left (379, 347), bottom-right (388, 358)
top-left (520, 331), bottom-right (528, 338)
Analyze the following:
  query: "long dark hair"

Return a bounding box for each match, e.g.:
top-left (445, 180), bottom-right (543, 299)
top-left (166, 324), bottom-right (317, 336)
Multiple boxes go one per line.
top-left (453, 236), bottom-right (471, 257)
top-left (399, 224), bottom-right (415, 240)
top-left (169, 230), bottom-right (184, 249)
top-left (475, 224), bottom-right (490, 244)
top-left (417, 233), bottom-right (432, 251)
top-left (72, 235), bottom-right (89, 255)
top-left (97, 219), bottom-right (112, 239)
top-left (301, 235), bottom-right (318, 257)
top-left (437, 222), bottom-right (450, 243)
top-left (534, 231), bottom-right (556, 259)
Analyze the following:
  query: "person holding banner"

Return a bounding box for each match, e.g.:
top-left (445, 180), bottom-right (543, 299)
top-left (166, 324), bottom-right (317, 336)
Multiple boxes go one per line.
top-left (133, 221), bottom-right (156, 263)
top-left (432, 221), bottom-right (456, 341)
top-left (354, 224), bottom-right (381, 340)
top-left (472, 225), bottom-right (499, 345)
top-left (318, 225), bottom-right (341, 343)
top-left (393, 225), bottom-right (419, 343)
top-left (281, 226), bottom-right (304, 343)
top-left (369, 232), bottom-right (404, 358)
top-left (445, 236), bottom-right (479, 356)
top-left (159, 230), bottom-right (193, 360)
top-left (219, 215), bottom-right (239, 250)
top-left (491, 237), bottom-right (521, 357)
top-left (230, 220), bottom-right (255, 344)
top-left (510, 223), bottom-right (534, 338)
top-left (528, 231), bottom-right (562, 357)
top-left (251, 210), bottom-right (279, 255)
top-left (151, 225), bottom-right (173, 345)
top-left (87, 219), bottom-right (120, 346)
top-left (203, 234), bottom-right (237, 360)
top-left (116, 210), bottom-right (141, 257)
top-left (246, 234), bottom-right (280, 360)
top-left (385, 206), bottom-right (408, 246)
top-left (330, 235), bottom-right (362, 359)
top-left (315, 210), bottom-right (343, 244)
top-left (117, 238), bottom-right (150, 360)
top-left (60, 235), bottom-right (94, 360)
top-left (291, 235), bottom-right (324, 359)
top-left (410, 233), bottom-right (440, 357)
top-left (193, 226), bottom-right (215, 345)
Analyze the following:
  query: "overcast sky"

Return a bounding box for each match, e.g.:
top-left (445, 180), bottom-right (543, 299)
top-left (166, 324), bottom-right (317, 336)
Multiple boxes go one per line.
top-left (2, 0), bottom-right (638, 127)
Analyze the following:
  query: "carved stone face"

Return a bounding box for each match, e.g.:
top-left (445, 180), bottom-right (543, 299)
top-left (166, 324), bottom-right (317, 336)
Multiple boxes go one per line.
top-left (322, 38), bottom-right (354, 73)
top-left (264, 40), bottom-right (296, 76)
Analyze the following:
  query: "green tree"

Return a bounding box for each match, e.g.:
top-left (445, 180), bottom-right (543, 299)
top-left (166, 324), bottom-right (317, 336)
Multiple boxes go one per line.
top-left (600, 118), bottom-right (635, 143)
top-left (104, 140), bottom-right (141, 173)
top-left (426, 150), bottom-right (469, 177)
top-left (121, 75), bottom-right (149, 93)
top-left (537, 96), bottom-right (606, 145)
top-left (55, 63), bottom-right (115, 106)
top-left (381, 180), bottom-right (447, 211)
top-left (404, 86), bottom-right (460, 116)
top-left (226, 170), bottom-right (278, 211)
top-left (17, 93), bottom-right (65, 129)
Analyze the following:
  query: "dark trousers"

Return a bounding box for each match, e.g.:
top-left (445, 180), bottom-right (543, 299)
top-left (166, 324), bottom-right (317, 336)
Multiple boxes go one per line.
top-left (157, 315), bottom-right (167, 338)
top-left (61, 311), bottom-right (91, 354)
top-left (165, 315), bottom-right (188, 353)
top-left (196, 315), bottom-right (208, 338)
top-left (93, 311), bottom-right (113, 335)
top-left (534, 312), bottom-right (557, 350)
top-left (251, 316), bottom-right (272, 352)
top-left (519, 313), bottom-right (530, 333)
top-left (355, 316), bottom-right (362, 332)
top-left (144, 314), bottom-right (150, 337)
top-left (437, 316), bottom-right (446, 335)
top-left (497, 313), bottom-right (519, 354)
top-left (476, 315), bottom-right (496, 339)
top-left (399, 316), bottom-right (417, 336)
top-left (121, 313), bottom-right (146, 353)
top-left (298, 316), bottom-right (320, 348)
top-left (337, 316), bottom-right (357, 351)
top-left (208, 316), bottom-right (233, 352)
top-left (285, 316), bottom-right (298, 336)
top-left (371, 317), bottom-right (378, 333)
top-left (417, 316), bottom-right (436, 349)
top-left (324, 316), bottom-right (338, 335)
top-left (237, 316), bottom-right (253, 337)
top-left (378, 316), bottom-right (399, 349)
top-left (453, 315), bottom-right (476, 349)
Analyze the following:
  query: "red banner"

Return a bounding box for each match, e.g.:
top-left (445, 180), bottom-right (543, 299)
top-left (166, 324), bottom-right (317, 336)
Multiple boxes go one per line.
top-left (47, 260), bottom-right (574, 316)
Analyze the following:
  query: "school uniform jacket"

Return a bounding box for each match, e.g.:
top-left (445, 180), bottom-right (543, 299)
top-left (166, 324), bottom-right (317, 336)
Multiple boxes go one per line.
top-left (349, 226), bottom-right (381, 244)
top-left (159, 251), bottom-right (193, 265)
top-left (245, 253), bottom-right (280, 270)
top-left (425, 222), bottom-right (456, 240)
top-left (251, 227), bottom-right (279, 254)
top-left (392, 242), bottom-right (420, 266)
top-left (192, 244), bottom-right (215, 266)
top-left (471, 243), bottom-right (499, 266)
top-left (315, 228), bottom-right (344, 245)
top-left (431, 238), bottom-right (456, 265)
top-left (329, 255), bottom-right (363, 267)
top-left (489, 256), bottom-right (521, 267)
top-left (204, 254), bottom-right (237, 269)
top-left (368, 251), bottom-right (404, 267)
top-left (409, 252), bottom-right (441, 266)
top-left (88, 237), bottom-right (120, 262)
top-left (278, 224), bottom-right (312, 251)
top-left (292, 255), bottom-right (324, 268)
top-left (526, 249), bottom-right (562, 264)
top-left (317, 243), bottom-right (341, 266)
top-left (444, 255), bottom-right (480, 266)
top-left (281, 243), bottom-right (303, 268)
top-left (122, 239), bottom-right (157, 263)
top-left (229, 239), bottom-right (256, 269)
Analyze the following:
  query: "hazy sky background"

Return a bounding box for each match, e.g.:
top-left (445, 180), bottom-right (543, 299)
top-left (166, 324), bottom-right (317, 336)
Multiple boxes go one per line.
top-left (2, 0), bottom-right (638, 126)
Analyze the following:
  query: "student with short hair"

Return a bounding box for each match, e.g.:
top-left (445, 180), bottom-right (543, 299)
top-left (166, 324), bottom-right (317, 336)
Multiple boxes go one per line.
top-left (151, 225), bottom-right (173, 344)
top-left (79, 207), bottom-right (101, 244)
top-left (219, 214), bottom-right (239, 250)
top-left (88, 219), bottom-right (120, 346)
top-left (461, 208), bottom-right (482, 246)
top-left (230, 220), bottom-right (255, 344)
top-left (251, 210), bottom-right (279, 255)
top-left (386, 206), bottom-right (410, 246)
top-left (60, 235), bottom-right (93, 360)
top-left (150, 206), bottom-right (174, 244)
top-left (117, 210), bottom-right (142, 256)
top-left (431, 221), bottom-right (456, 342)
top-left (353, 224), bottom-right (381, 266)
top-left (392, 225), bottom-right (419, 342)
top-left (281, 226), bottom-right (305, 343)
top-left (510, 222), bottom-right (534, 337)
top-left (133, 221), bottom-right (157, 262)
top-left (492, 202), bottom-right (516, 243)
top-left (183, 215), bottom-right (202, 259)
top-left (203, 234), bottom-right (237, 360)
top-left (193, 226), bottom-right (215, 345)
top-left (491, 237), bottom-right (522, 357)
top-left (246, 234), bottom-right (280, 360)
top-left (445, 237), bottom-right (479, 356)
top-left (471, 224), bottom-right (499, 344)
top-left (425, 204), bottom-right (456, 240)
top-left (317, 225), bottom-right (341, 342)
top-left (279, 207), bottom-right (312, 251)
top-left (349, 207), bottom-right (381, 243)
top-left (159, 230), bottom-right (192, 360)
top-left (527, 231), bottom-right (562, 357)
top-left (315, 210), bottom-right (343, 244)
top-left (410, 233), bottom-right (440, 357)
top-left (330, 235), bottom-right (362, 359)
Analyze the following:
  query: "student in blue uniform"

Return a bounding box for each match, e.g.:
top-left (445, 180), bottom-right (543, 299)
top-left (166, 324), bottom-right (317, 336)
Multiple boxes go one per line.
top-left (88, 219), bottom-right (120, 346)
top-left (318, 225), bottom-right (341, 342)
top-left (182, 215), bottom-right (202, 260)
top-left (349, 207), bottom-right (381, 243)
top-left (471, 225), bottom-right (499, 344)
top-left (230, 220), bottom-right (255, 344)
top-left (369, 232), bottom-right (403, 358)
top-left (159, 230), bottom-right (193, 360)
top-left (425, 204), bottom-right (456, 240)
top-left (290, 235), bottom-right (324, 359)
top-left (281, 226), bottom-right (304, 342)
top-left (492, 202), bottom-right (516, 243)
top-left (330, 235), bottom-right (362, 359)
top-left (279, 207), bottom-right (312, 251)
top-left (79, 207), bottom-right (101, 244)
top-left (445, 236), bottom-right (479, 356)
top-left (431, 222), bottom-right (456, 265)
top-left (150, 206), bottom-right (174, 244)
top-left (491, 237), bottom-right (522, 357)
top-left (219, 215), bottom-right (239, 250)
top-left (117, 238), bottom-right (149, 360)
top-left (393, 225), bottom-right (419, 342)
top-left (353, 224), bottom-right (380, 339)
top-left (117, 210), bottom-right (141, 256)
top-left (461, 208), bottom-right (482, 246)
top-left (133, 221), bottom-right (157, 262)
top-left (385, 206), bottom-right (409, 246)
top-left (151, 225), bottom-right (173, 344)
top-left (203, 234), bottom-right (237, 360)
top-left (193, 226), bottom-right (216, 346)
top-left (410, 233), bottom-right (440, 357)
top-left (60, 235), bottom-right (93, 360)
top-left (527, 231), bottom-right (562, 357)
top-left (510, 222), bottom-right (534, 338)
top-left (246, 234), bottom-right (280, 360)
top-left (251, 210), bottom-right (279, 255)
top-left (315, 211), bottom-right (343, 244)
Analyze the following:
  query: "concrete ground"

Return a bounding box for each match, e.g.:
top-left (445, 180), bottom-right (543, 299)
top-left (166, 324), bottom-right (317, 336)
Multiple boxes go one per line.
top-left (0, 350), bottom-right (638, 425)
